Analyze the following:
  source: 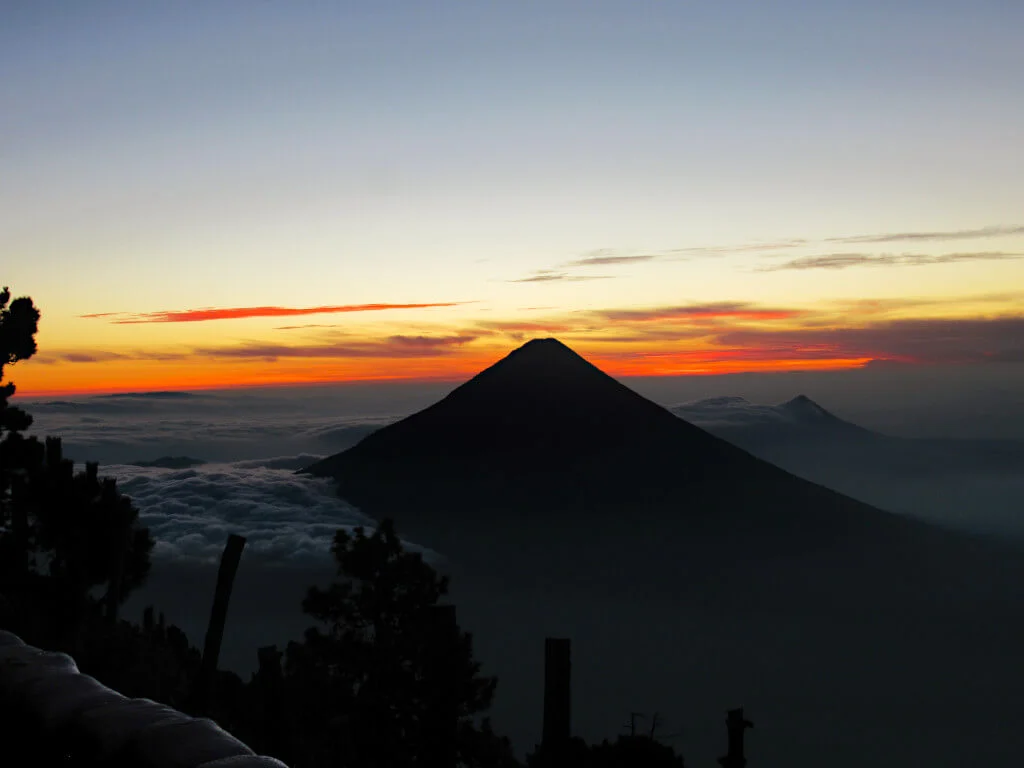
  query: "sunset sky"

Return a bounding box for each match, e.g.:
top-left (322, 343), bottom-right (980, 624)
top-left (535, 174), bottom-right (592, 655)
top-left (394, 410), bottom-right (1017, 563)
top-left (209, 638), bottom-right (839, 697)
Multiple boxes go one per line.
top-left (3, 1), bottom-right (1023, 396)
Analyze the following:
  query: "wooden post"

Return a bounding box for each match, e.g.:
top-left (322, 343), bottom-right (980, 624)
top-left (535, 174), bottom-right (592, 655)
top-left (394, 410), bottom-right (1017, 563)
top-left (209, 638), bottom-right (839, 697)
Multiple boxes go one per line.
top-left (718, 707), bottom-right (754, 768)
top-left (626, 712), bottom-right (645, 738)
top-left (420, 604), bottom-right (459, 768)
top-left (649, 711), bottom-right (660, 740)
top-left (194, 533), bottom-right (246, 714)
top-left (542, 637), bottom-right (571, 751)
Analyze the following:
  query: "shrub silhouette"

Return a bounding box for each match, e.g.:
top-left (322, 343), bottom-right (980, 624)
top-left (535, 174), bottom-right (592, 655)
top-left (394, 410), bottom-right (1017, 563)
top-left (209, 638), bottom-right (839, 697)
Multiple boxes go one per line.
top-left (240, 519), bottom-right (510, 767)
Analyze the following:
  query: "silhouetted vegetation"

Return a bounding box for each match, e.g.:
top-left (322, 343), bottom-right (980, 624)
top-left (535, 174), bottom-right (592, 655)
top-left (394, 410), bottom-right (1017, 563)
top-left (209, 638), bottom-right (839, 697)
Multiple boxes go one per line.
top-left (229, 519), bottom-right (516, 767)
top-left (1, 287), bottom-right (155, 662)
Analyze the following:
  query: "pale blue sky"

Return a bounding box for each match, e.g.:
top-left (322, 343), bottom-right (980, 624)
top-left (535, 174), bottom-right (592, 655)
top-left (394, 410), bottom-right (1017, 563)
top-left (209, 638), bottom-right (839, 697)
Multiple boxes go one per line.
top-left (2, 1), bottom-right (1023, 393)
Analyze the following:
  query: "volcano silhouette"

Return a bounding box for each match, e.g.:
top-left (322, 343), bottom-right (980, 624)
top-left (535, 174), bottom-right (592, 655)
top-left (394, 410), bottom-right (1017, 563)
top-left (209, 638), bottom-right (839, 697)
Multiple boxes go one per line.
top-left (305, 339), bottom-right (948, 568)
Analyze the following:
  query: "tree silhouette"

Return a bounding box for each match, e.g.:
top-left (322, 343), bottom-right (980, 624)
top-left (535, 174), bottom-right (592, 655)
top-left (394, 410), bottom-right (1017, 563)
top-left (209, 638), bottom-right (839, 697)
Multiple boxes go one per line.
top-left (0, 285), bottom-right (43, 610)
top-left (0, 286), bottom-right (41, 492)
top-left (265, 519), bottom-right (503, 767)
top-left (25, 442), bottom-right (154, 630)
top-left (0, 286), bottom-right (153, 653)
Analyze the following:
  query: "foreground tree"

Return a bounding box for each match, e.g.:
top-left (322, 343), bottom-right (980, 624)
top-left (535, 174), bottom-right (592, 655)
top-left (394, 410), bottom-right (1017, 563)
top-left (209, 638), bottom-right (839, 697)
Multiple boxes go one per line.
top-left (0, 286), bottom-right (43, 609)
top-left (244, 519), bottom-right (514, 767)
top-left (0, 286), bottom-right (153, 652)
top-left (22, 440), bottom-right (154, 640)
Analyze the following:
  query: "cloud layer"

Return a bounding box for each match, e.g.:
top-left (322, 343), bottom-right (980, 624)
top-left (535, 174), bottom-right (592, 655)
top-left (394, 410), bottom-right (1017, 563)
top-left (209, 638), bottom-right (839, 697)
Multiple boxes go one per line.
top-left (761, 251), bottom-right (1020, 271)
top-left (825, 225), bottom-right (1024, 245)
top-left (510, 224), bottom-right (1024, 280)
top-left (83, 302), bottom-right (468, 324)
top-left (508, 270), bottom-right (613, 283)
top-left (34, 293), bottom-right (1024, 379)
top-left (111, 461), bottom-right (373, 565)
top-left (23, 388), bottom-right (403, 464)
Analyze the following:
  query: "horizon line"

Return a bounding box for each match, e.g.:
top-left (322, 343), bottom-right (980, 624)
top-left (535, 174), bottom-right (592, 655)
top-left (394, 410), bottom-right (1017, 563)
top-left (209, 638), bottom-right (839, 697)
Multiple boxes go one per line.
top-left (9, 361), bottom-right (889, 399)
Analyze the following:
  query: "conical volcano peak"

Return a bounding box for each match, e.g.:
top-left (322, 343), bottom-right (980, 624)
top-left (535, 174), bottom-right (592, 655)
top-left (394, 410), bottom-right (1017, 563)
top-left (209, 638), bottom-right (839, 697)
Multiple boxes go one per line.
top-left (514, 336), bottom-right (571, 352)
top-left (491, 337), bottom-right (590, 369)
top-left (304, 336), bottom-right (740, 488)
top-left (457, 337), bottom-right (619, 400)
top-left (779, 394), bottom-right (832, 420)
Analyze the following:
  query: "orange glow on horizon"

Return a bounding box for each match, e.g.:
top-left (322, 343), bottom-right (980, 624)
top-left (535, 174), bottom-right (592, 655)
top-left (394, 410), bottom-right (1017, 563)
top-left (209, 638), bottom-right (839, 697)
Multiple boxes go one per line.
top-left (9, 347), bottom-right (878, 398)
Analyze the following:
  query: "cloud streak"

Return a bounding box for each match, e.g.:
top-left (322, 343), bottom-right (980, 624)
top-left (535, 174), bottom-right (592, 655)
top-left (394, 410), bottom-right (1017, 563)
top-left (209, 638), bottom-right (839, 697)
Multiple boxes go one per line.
top-left (34, 350), bottom-right (191, 365)
top-left (562, 251), bottom-right (659, 267)
top-left (594, 302), bottom-right (803, 323)
top-left (195, 334), bottom-right (479, 362)
top-left (83, 302), bottom-right (469, 324)
top-left (36, 334), bottom-right (481, 367)
top-left (826, 225), bottom-right (1024, 245)
top-left (524, 224), bottom-right (1024, 279)
top-left (761, 251), bottom-right (1021, 272)
top-left (508, 270), bottom-right (614, 283)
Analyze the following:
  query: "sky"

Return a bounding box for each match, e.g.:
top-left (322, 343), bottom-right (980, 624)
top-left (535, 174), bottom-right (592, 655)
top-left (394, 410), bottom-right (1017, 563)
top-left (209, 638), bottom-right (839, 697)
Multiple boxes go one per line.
top-left (3, 0), bottom-right (1023, 396)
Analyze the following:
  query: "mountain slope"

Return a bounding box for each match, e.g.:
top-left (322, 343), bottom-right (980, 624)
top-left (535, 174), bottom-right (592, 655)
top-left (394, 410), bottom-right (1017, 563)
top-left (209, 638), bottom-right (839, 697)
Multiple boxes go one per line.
top-left (670, 394), bottom-right (1024, 538)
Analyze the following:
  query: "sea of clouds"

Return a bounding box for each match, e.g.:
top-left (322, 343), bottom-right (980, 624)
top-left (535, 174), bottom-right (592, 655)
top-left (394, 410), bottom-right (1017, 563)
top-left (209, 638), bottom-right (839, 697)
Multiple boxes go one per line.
top-left (17, 381), bottom-right (1024, 566)
top-left (107, 460), bottom-right (371, 565)
top-left (19, 385), bottom-right (452, 567)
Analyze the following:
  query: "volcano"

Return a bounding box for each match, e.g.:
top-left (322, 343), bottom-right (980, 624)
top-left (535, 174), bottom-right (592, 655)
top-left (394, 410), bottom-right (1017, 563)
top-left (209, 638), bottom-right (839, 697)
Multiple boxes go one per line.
top-left (303, 339), bottom-right (1024, 766)
top-left (303, 339), bottom-right (1004, 591)
top-left (306, 339), bottom-right (880, 529)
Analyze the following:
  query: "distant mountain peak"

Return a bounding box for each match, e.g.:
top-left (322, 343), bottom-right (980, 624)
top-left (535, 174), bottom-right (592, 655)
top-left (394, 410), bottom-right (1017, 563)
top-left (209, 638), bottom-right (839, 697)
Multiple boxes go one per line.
top-left (779, 394), bottom-right (834, 421)
top-left (671, 393), bottom-right (877, 439)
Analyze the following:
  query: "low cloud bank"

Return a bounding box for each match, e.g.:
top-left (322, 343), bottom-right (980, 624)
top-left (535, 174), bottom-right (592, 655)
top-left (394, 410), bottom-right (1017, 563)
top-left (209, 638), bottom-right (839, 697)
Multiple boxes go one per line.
top-left (24, 389), bottom-right (396, 464)
top-left (102, 459), bottom-right (441, 568)
top-left (671, 395), bottom-right (808, 429)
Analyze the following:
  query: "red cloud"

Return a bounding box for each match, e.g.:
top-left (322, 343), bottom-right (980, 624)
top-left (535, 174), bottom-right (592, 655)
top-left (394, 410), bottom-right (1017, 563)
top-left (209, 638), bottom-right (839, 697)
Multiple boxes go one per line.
top-left (83, 302), bottom-right (468, 324)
